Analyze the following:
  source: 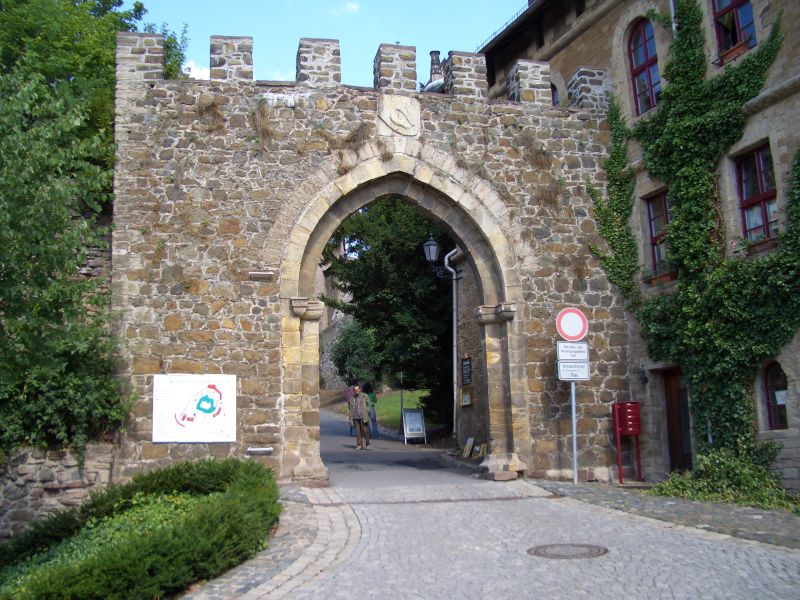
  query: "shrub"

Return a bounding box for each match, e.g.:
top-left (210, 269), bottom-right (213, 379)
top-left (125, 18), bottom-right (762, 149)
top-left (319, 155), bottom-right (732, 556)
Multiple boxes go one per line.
top-left (647, 449), bottom-right (799, 513)
top-left (0, 459), bottom-right (281, 599)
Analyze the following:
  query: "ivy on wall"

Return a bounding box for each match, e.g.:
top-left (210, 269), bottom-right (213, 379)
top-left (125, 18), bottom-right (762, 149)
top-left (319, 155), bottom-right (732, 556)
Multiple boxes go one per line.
top-left (591, 0), bottom-right (799, 456)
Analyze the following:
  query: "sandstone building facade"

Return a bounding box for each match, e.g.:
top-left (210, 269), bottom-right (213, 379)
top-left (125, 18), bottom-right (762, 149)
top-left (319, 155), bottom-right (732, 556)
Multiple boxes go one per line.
top-left (481, 0), bottom-right (799, 489)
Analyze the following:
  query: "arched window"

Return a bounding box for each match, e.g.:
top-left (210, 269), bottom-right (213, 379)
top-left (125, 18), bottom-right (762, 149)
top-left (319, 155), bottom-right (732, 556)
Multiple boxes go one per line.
top-left (628, 19), bottom-right (661, 115)
top-left (764, 362), bottom-right (788, 430)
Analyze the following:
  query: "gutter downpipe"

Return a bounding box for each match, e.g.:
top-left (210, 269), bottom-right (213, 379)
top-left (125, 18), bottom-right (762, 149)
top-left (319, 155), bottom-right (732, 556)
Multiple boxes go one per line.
top-left (443, 249), bottom-right (458, 438)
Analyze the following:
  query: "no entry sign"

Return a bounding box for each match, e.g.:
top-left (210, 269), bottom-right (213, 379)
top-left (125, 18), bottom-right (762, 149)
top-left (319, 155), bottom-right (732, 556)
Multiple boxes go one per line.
top-left (555, 307), bottom-right (588, 342)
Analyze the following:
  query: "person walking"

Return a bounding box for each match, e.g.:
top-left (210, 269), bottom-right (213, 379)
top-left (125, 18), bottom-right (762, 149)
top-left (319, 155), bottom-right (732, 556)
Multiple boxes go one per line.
top-left (348, 384), bottom-right (371, 450)
top-left (363, 382), bottom-right (379, 439)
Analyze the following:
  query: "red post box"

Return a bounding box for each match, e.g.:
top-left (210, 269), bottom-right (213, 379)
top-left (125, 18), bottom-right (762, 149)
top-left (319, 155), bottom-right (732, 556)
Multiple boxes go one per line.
top-left (613, 401), bottom-right (643, 484)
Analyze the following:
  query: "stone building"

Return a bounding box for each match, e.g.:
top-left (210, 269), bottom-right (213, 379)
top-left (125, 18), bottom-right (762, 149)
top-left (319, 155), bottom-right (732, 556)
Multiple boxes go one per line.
top-left (481, 0), bottom-right (800, 490)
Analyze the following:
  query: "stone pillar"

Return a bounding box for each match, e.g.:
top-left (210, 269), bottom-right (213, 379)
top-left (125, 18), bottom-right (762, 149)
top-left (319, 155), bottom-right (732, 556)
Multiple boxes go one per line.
top-left (508, 59), bottom-right (552, 105)
top-left (474, 303), bottom-right (527, 480)
top-left (567, 67), bottom-right (611, 115)
top-left (288, 298), bottom-right (329, 483)
top-left (296, 38), bottom-right (341, 88)
top-left (210, 36), bottom-right (253, 81)
top-left (373, 44), bottom-right (417, 92)
top-left (443, 51), bottom-right (488, 98)
top-left (116, 32), bottom-right (164, 82)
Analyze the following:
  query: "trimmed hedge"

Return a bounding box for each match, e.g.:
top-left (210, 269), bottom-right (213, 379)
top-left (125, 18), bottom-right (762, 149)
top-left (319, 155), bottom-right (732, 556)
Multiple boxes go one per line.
top-left (0, 459), bottom-right (281, 599)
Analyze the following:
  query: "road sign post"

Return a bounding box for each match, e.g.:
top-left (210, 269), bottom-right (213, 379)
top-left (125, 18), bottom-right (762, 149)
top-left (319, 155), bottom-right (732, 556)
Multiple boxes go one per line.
top-left (555, 308), bottom-right (589, 484)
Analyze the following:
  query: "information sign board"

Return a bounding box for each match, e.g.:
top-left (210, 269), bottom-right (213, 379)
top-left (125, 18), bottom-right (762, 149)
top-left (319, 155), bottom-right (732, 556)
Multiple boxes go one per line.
top-left (402, 408), bottom-right (427, 444)
top-left (557, 361), bottom-right (590, 381)
top-left (557, 341), bottom-right (589, 361)
top-left (153, 374), bottom-right (237, 442)
top-left (461, 357), bottom-right (472, 386)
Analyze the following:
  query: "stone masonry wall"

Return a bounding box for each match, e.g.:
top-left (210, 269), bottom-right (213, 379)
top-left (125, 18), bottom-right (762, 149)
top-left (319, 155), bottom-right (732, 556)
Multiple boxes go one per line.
top-left (111, 31), bottom-right (624, 485)
top-left (0, 445), bottom-right (115, 540)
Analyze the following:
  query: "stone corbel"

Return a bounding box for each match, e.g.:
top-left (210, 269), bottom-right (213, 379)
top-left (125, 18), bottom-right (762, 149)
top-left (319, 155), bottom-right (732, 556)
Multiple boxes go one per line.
top-left (474, 302), bottom-right (516, 325)
top-left (290, 297), bottom-right (325, 321)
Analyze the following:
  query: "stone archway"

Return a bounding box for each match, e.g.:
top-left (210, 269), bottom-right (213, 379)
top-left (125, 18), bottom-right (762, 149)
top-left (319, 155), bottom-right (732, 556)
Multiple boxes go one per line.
top-left (277, 146), bottom-right (531, 482)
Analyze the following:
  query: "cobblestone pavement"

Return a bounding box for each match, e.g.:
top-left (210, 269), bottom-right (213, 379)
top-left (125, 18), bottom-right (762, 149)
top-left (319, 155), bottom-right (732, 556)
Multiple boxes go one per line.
top-left (182, 411), bottom-right (800, 599)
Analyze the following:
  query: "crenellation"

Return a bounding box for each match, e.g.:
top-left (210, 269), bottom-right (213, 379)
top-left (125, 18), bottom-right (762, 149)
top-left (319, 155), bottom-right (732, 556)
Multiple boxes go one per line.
top-left (296, 38), bottom-right (341, 87)
top-left (508, 60), bottom-right (552, 105)
top-left (115, 32), bottom-right (164, 82)
top-left (373, 44), bottom-right (417, 93)
top-left (443, 51), bottom-right (488, 98)
top-left (567, 67), bottom-right (610, 115)
top-left (210, 35), bottom-right (254, 81)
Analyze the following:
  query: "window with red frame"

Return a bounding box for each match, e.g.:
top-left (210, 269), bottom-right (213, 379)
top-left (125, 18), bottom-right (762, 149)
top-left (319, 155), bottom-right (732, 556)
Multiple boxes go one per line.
top-left (737, 145), bottom-right (777, 242)
top-left (646, 192), bottom-right (672, 274)
top-left (628, 19), bottom-right (661, 115)
top-left (713, 0), bottom-right (757, 53)
top-left (764, 363), bottom-right (788, 430)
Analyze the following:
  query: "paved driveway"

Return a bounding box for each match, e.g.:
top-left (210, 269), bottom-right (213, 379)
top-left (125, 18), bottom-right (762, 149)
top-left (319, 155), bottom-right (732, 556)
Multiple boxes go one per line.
top-left (183, 410), bottom-right (800, 600)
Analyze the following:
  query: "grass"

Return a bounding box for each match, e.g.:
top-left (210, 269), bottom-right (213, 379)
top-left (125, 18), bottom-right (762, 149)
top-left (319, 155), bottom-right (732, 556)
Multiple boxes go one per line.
top-left (339, 390), bottom-right (440, 430)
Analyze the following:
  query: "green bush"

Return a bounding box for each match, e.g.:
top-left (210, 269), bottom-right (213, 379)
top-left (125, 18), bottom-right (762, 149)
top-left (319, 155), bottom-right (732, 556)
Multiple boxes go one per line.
top-left (0, 459), bottom-right (281, 599)
top-left (647, 449), bottom-right (799, 513)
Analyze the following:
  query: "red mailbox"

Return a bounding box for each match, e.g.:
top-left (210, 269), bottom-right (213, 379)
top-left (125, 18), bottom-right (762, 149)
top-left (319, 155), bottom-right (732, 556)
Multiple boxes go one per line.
top-left (613, 401), bottom-right (643, 484)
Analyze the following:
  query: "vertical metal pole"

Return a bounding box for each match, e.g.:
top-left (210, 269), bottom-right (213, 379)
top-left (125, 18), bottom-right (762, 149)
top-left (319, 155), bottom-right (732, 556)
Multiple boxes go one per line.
top-left (571, 381), bottom-right (578, 484)
top-left (444, 249), bottom-right (458, 439)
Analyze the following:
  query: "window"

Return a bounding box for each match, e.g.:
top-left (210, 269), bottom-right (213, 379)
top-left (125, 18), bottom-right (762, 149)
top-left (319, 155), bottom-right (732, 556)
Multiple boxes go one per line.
top-left (551, 84), bottom-right (560, 106)
top-left (628, 19), bottom-right (661, 115)
top-left (764, 363), bottom-right (788, 430)
top-left (646, 192), bottom-right (672, 273)
top-left (737, 145), bottom-right (777, 242)
top-left (713, 0), bottom-right (756, 53)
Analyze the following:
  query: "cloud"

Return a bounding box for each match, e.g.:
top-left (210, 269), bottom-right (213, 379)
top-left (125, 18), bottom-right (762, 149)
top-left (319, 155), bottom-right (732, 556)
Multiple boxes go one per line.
top-left (330, 1), bottom-right (360, 15)
top-left (264, 69), bottom-right (294, 82)
top-left (186, 60), bottom-right (210, 80)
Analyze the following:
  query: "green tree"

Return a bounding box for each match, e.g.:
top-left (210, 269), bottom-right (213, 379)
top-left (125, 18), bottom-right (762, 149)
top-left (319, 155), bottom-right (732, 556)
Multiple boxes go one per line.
top-left (0, 1), bottom-right (186, 460)
top-left (321, 197), bottom-right (454, 424)
top-left (0, 68), bottom-right (130, 458)
top-left (329, 319), bottom-right (380, 385)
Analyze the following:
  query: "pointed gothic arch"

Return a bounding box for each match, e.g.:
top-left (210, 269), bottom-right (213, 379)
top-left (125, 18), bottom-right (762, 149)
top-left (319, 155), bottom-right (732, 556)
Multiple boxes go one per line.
top-left (277, 147), bottom-right (531, 482)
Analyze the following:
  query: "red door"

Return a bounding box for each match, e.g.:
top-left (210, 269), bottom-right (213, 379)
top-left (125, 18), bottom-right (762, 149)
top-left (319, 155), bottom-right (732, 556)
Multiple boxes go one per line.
top-left (664, 368), bottom-right (693, 471)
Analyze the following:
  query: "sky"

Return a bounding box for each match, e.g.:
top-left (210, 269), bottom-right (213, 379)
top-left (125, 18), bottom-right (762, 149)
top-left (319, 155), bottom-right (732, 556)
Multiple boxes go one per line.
top-left (124, 0), bottom-right (526, 86)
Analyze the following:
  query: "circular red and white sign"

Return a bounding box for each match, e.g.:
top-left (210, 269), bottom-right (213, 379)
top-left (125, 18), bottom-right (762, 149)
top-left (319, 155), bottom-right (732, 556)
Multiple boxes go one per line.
top-left (556, 307), bottom-right (588, 342)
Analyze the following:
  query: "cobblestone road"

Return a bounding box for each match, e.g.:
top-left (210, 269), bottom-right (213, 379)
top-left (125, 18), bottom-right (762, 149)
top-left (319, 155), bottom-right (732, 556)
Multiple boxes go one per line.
top-left (183, 411), bottom-right (800, 600)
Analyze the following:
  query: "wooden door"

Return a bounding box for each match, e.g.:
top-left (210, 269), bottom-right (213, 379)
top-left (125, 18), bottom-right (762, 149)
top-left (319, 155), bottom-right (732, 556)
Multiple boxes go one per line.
top-left (664, 368), bottom-right (693, 471)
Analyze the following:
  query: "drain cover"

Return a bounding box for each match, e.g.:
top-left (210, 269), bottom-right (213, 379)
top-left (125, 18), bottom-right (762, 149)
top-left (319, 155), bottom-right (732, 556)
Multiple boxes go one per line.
top-left (527, 544), bottom-right (608, 559)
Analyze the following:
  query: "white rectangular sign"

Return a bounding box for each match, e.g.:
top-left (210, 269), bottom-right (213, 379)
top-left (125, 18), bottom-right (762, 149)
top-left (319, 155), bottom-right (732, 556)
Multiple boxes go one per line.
top-left (557, 341), bottom-right (589, 361)
top-left (153, 374), bottom-right (237, 442)
top-left (558, 361), bottom-right (590, 381)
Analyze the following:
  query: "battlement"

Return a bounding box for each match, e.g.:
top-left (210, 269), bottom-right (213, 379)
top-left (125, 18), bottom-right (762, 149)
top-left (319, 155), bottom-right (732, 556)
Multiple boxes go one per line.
top-left (115, 32), bottom-right (609, 111)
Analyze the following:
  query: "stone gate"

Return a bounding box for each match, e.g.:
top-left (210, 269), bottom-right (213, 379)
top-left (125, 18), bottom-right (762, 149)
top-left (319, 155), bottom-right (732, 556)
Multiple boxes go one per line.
top-left (112, 32), bottom-right (629, 484)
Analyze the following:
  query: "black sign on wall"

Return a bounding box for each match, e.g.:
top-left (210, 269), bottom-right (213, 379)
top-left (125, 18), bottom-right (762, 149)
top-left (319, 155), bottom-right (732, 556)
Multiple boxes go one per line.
top-left (461, 356), bottom-right (472, 386)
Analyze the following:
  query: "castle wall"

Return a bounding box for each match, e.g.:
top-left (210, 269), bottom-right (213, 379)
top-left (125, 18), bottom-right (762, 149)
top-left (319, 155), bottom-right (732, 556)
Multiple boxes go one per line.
top-left (109, 31), bottom-right (624, 484)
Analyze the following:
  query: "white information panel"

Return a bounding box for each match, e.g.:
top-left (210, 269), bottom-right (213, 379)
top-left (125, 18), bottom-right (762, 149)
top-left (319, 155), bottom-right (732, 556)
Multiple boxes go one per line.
top-left (153, 374), bottom-right (237, 442)
top-left (402, 408), bottom-right (427, 444)
top-left (558, 361), bottom-right (590, 381)
top-left (557, 341), bottom-right (589, 361)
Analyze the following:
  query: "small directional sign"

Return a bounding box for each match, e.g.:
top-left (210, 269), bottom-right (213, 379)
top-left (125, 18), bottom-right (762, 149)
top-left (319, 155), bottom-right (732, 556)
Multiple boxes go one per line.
top-left (557, 341), bottom-right (589, 361)
top-left (558, 361), bottom-right (590, 381)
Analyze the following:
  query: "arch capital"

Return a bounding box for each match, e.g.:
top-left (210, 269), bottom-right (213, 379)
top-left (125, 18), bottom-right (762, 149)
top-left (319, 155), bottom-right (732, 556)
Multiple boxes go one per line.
top-left (474, 302), bottom-right (516, 325)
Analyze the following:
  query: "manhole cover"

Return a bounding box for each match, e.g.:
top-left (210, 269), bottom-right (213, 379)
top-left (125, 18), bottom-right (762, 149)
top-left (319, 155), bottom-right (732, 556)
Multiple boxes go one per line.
top-left (527, 544), bottom-right (608, 559)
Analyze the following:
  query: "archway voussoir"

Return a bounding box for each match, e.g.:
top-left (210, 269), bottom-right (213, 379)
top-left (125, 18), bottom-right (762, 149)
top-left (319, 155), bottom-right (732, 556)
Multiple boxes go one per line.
top-left (335, 173), bottom-right (358, 196)
top-left (412, 161), bottom-right (435, 185)
top-left (385, 154), bottom-right (416, 175)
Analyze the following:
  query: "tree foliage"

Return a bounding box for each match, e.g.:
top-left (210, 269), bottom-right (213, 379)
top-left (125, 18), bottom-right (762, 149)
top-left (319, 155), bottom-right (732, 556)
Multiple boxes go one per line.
top-left (329, 319), bottom-right (380, 385)
top-left (321, 197), bottom-right (454, 424)
top-left (0, 1), bottom-right (186, 461)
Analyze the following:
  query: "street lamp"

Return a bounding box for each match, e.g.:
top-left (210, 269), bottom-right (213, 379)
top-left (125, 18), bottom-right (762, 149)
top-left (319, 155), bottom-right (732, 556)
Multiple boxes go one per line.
top-left (422, 235), bottom-right (459, 438)
top-left (423, 234), bottom-right (452, 279)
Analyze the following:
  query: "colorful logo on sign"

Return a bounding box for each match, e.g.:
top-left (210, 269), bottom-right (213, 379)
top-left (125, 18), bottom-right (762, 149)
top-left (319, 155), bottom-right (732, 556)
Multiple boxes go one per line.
top-left (175, 384), bottom-right (224, 428)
